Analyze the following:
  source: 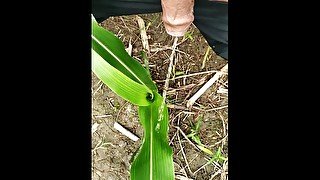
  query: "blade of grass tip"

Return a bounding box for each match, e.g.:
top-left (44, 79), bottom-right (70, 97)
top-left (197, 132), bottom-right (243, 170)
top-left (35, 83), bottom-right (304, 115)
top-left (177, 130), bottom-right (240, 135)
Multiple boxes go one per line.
top-left (195, 115), bottom-right (203, 132)
top-left (201, 46), bottom-right (211, 70)
top-left (197, 145), bottom-right (213, 155)
top-left (141, 50), bottom-right (151, 77)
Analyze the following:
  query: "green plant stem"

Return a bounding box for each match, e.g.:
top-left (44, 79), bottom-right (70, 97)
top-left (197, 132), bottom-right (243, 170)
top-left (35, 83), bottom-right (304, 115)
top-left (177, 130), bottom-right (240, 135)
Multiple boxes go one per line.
top-left (141, 50), bottom-right (151, 77)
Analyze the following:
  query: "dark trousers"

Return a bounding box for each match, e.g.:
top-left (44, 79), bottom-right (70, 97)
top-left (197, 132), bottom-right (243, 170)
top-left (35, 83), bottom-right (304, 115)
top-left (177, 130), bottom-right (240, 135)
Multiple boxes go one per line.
top-left (92, 0), bottom-right (228, 59)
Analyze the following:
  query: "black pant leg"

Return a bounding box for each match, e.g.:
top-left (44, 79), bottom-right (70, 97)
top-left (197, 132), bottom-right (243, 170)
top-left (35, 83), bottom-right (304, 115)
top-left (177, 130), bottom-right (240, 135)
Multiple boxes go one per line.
top-left (92, 0), bottom-right (228, 59)
top-left (194, 1), bottom-right (228, 59)
top-left (92, 0), bottom-right (161, 22)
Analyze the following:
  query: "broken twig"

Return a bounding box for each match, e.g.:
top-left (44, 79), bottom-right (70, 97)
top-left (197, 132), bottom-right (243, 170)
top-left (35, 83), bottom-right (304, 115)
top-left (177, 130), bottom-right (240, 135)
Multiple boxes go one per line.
top-left (113, 122), bottom-right (139, 141)
top-left (187, 64), bottom-right (228, 108)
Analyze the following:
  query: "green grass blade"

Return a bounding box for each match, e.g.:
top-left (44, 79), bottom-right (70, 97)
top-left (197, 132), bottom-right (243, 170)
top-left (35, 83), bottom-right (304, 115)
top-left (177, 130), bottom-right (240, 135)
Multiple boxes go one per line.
top-left (92, 15), bottom-right (157, 92)
top-left (91, 14), bottom-right (174, 179)
top-left (92, 50), bottom-right (152, 106)
top-left (197, 145), bottom-right (213, 155)
top-left (131, 93), bottom-right (174, 180)
top-left (195, 115), bottom-right (203, 132)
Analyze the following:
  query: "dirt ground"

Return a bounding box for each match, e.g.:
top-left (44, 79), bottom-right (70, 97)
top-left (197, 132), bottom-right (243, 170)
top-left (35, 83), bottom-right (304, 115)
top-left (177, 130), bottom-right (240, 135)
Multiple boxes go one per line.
top-left (92, 13), bottom-right (228, 180)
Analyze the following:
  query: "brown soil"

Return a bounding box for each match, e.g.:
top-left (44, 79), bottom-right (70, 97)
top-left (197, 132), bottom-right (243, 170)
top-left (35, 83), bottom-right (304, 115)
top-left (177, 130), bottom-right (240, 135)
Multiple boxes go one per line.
top-left (92, 13), bottom-right (228, 180)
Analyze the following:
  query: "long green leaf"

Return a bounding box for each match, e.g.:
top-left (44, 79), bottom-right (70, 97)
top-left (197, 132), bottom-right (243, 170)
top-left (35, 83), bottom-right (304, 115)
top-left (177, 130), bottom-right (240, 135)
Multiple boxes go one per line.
top-left (91, 15), bottom-right (157, 92)
top-left (91, 14), bottom-right (174, 179)
top-left (131, 93), bottom-right (174, 180)
top-left (92, 50), bottom-right (152, 106)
